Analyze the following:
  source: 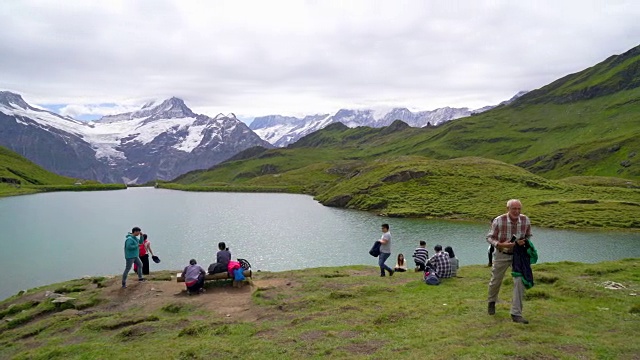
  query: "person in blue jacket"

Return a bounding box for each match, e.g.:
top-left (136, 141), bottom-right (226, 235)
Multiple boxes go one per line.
top-left (122, 226), bottom-right (145, 288)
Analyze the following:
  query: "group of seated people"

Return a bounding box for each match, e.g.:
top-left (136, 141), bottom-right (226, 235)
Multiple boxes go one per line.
top-left (392, 241), bottom-right (459, 280)
top-left (181, 241), bottom-right (246, 295)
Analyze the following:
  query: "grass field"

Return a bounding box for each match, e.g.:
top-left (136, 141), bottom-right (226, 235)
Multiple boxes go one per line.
top-left (0, 259), bottom-right (638, 359)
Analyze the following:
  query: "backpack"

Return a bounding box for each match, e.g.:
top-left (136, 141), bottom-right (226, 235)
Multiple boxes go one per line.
top-left (233, 267), bottom-right (246, 281)
top-left (424, 271), bottom-right (440, 285)
top-left (208, 262), bottom-right (227, 275)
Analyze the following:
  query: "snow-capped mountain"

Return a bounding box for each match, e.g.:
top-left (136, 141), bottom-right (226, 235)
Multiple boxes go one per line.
top-left (0, 91), bottom-right (272, 184)
top-left (250, 92), bottom-right (529, 147)
top-left (250, 106), bottom-right (473, 147)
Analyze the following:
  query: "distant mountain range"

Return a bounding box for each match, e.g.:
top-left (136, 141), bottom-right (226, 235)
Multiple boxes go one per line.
top-left (249, 91), bottom-right (528, 147)
top-left (0, 93), bottom-right (272, 184)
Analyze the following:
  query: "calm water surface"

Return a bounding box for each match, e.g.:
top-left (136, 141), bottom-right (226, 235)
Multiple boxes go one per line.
top-left (1, 188), bottom-right (638, 299)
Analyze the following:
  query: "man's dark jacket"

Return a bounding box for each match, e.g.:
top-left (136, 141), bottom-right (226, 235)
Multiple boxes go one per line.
top-left (511, 240), bottom-right (538, 289)
top-left (369, 241), bottom-right (381, 257)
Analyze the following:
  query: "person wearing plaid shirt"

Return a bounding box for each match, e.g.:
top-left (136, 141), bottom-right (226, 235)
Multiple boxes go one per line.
top-left (426, 244), bottom-right (452, 279)
top-left (486, 199), bottom-right (532, 324)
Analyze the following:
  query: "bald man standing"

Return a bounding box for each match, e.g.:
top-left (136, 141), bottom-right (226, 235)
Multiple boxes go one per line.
top-left (486, 199), bottom-right (532, 324)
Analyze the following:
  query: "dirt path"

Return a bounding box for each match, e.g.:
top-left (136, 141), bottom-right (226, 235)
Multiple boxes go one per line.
top-left (100, 276), bottom-right (288, 322)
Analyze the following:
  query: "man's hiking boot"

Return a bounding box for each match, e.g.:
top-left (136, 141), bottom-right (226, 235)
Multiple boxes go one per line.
top-left (511, 315), bottom-right (529, 324)
top-left (488, 302), bottom-right (496, 315)
top-left (389, 269), bottom-right (394, 276)
top-left (138, 278), bottom-right (146, 282)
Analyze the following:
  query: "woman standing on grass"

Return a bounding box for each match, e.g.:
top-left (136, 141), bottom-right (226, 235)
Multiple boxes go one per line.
top-left (134, 233), bottom-right (155, 275)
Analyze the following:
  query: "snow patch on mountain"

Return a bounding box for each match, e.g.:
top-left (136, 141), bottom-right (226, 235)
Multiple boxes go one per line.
top-left (0, 100), bottom-right (86, 137)
top-left (174, 124), bottom-right (207, 152)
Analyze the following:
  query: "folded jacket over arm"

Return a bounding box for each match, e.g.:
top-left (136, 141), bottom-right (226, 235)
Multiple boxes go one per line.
top-left (511, 240), bottom-right (538, 289)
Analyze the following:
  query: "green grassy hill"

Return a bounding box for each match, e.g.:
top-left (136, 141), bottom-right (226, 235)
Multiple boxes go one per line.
top-left (169, 155), bottom-right (640, 229)
top-left (0, 146), bottom-right (125, 197)
top-left (0, 259), bottom-right (638, 359)
top-left (390, 45), bottom-right (640, 178)
top-left (167, 45), bottom-right (640, 230)
top-left (0, 146), bottom-right (76, 184)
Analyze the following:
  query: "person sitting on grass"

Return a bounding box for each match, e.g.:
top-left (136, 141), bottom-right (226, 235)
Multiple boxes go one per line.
top-left (394, 253), bottom-right (408, 272)
top-left (444, 246), bottom-right (459, 277)
top-left (426, 244), bottom-right (452, 279)
top-left (183, 259), bottom-right (206, 295)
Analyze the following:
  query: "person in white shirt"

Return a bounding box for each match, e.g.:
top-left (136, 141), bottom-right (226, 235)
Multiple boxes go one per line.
top-left (394, 253), bottom-right (408, 272)
top-left (377, 224), bottom-right (394, 277)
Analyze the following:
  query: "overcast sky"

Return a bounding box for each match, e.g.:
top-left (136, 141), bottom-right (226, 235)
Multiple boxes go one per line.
top-left (1, 0), bottom-right (639, 122)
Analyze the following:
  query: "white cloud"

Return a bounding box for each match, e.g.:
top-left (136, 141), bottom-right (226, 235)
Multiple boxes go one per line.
top-left (1, 0), bottom-right (639, 120)
top-left (58, 104), bottom-right (141, 118)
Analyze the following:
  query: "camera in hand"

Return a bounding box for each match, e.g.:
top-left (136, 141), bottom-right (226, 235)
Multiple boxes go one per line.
top-left (510, 235), bottom-right (517, 243)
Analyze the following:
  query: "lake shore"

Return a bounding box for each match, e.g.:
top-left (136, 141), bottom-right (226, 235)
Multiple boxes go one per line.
top-left (1, 259), bottom-right (638, 359)
top-left (159, 183), bottom-right (640, 231)
top-left (5, 183), bottom-right (640, 232)
top-left (0, 183), bottom-right (126, 198)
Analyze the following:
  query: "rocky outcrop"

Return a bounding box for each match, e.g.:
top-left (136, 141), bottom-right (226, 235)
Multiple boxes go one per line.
top-left (323, 194), bottom-right (353, 207)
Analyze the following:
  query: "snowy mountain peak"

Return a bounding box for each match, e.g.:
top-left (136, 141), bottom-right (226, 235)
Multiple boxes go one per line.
top-left (249, 115), bottom-right (301, 129)
top-left (146, 97), bottom-right (195, 119)
top-left (99, 96), bottom-right (196, 123)
top-left (0, 91), bottom-right (30, 109)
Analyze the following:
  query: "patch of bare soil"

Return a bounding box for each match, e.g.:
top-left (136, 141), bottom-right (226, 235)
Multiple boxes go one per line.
top-left (2, 273), bottom-right (298, 337)
top-left (338, 340), bottom-right (384, 355)
top-left (97, 276), bottom-right (294, 322)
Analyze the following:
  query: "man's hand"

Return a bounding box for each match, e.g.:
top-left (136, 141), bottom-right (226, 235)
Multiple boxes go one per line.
top-left (517, 239), bottom-right (526, 246)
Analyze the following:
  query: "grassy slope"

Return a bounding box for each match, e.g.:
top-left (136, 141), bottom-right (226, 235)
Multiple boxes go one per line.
top-left (170, 154), bottom-right (640, 229)
top-left (313, 156), bottom-right (640, 229)
top-left (0, 259), bottom-right (638, 359)
top-left (167, 46), bottom-right (640, 229)
top-left (0, 146), bottom-right (125, 197)
top-left (0, 146), bottom-right (76, 184)
top-left (395, 89), bottom-right (640, 178)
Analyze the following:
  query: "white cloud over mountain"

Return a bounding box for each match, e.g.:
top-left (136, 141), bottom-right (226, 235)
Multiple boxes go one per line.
top-left (1, 0), bottom-right (639, 120)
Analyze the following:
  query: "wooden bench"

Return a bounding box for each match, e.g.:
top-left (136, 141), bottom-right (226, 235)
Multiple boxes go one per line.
top-left (176, 269), bottom-right (252, 282)
top-left (176, 258), bottom-right (252, 283)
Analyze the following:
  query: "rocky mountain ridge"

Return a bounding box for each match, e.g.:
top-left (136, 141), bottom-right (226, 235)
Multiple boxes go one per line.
top-left (0, 92), bottom-right (272, 184)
